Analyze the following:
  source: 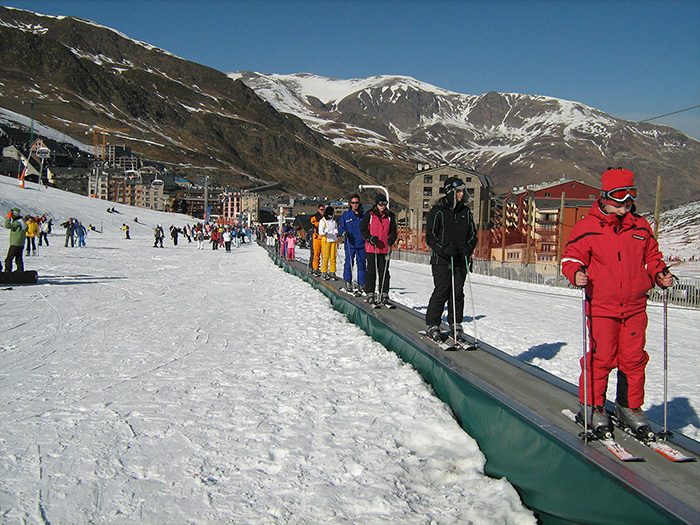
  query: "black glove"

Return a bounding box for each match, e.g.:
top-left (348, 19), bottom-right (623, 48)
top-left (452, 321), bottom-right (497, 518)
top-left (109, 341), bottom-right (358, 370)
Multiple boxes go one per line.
top-left (438, 244), bottom-right (456, 257)
top-left (368, 235), bottom-right (379, 246)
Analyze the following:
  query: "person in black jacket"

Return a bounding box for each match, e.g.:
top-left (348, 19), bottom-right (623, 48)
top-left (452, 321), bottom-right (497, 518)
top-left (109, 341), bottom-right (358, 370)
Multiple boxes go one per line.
top-left (424, 177), bottom-right (478, 341)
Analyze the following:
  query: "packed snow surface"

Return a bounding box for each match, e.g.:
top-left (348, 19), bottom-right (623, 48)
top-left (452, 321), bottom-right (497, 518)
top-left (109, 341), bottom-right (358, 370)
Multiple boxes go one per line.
top-left (0, 177), bottom-right (534, 523)
top-left (1, 176), bottom-right (698, 523)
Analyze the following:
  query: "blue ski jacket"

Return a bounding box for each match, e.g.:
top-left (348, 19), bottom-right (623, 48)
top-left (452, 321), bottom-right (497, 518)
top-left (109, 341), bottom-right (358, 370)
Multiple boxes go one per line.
top-left (338, 208), bottom-right (365, 249)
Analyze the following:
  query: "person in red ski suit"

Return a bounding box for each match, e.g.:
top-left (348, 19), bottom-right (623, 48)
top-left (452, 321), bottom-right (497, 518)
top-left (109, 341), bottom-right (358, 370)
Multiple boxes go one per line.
top-left (562, 168), bottom-right (674, 436)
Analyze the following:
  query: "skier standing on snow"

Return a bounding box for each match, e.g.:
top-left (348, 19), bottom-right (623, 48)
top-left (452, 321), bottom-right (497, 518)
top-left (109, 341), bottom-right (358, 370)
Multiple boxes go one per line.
top-left (318, 206), bottom-right (339, 280)
top-left (4, 208), bottom-right (27, 272)
top-left (38, 216), bottom-right (50, 247)
top-left (196, 228), bottom-right (204, 250)
top-left (338, 194), bottom-right (367, 294)
top-left (153, 224), bottom-right (165, 248)
top-left (562, 168), bottom-right (673, 438)
top-left (121, 223), bottom-right (131, 240)
top-left (62, 218), bottom-right (75, 248)
top-left (424, 177), bottom-right (477, 342)
top-left (360, 195), bottom-right (397, 306)
top-left (309, 204), bottom-right (325, 276)
top-left (25, 216), bottom-right (38, 256)
top-left (75, 221), bottom-right (87, 247)
top-left (170, 225), bottom-right (180, 246)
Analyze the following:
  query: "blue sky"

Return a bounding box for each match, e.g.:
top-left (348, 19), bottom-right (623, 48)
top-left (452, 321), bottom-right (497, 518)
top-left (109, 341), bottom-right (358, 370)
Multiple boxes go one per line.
top-left (6, 0), bottom-right (700, 138)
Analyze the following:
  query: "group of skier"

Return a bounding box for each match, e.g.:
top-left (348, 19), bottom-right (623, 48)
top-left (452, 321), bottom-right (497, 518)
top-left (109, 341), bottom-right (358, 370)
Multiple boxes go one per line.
top-left (303, 194), bottom-right (399, 308)
top-left (278, 169), bottom-right (675, 443)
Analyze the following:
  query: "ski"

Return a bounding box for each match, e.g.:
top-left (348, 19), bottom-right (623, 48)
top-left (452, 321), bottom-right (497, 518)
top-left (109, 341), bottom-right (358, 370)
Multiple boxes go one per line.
top-left (610, 416), bottom-right (696, 463)
top-left (418, 330), bottom-right (461, 351)
top-left (451, 332), bottom-right (479, 351)
top-left (562, 409), bottom-right (645, 462)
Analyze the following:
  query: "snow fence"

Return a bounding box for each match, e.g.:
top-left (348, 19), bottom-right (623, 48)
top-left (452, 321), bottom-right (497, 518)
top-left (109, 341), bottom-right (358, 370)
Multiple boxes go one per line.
top-left (268, 250), bottom-right (684, 524)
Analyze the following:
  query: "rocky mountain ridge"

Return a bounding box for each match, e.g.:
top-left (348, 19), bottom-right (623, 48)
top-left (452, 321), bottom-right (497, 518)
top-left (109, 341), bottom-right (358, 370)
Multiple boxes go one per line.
top-left (0, 7), bottom-right (381, 199)
top-left (233, 72), bottom-right (700, 210)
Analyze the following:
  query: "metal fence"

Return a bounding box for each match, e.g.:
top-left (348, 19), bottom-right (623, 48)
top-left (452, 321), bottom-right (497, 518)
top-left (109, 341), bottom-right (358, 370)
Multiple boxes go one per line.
top-left (390, 249), bottom-right (700, 309)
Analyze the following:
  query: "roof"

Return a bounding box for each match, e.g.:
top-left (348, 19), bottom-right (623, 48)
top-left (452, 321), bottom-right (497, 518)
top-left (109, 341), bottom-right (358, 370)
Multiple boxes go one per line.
top-left (512, 178), bottom-right (598, 195)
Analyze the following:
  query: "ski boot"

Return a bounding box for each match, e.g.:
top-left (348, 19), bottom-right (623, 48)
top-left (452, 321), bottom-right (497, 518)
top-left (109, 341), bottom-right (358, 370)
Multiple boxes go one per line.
top-left (615, 406), bottom-right (656, 442)
top-left (342, 281), bottom-right (354, 294)
top-left (577, 404), bottom-right (613, 438)
top-left (365, 293), bottom-right (376, 305)
top-left (322, 273), bottom-right (331, 281)
top-left (379, 293), bottom-right (395, 309)
top-left (330, 273), bottom-right (339, 281)
top-left (449, 323), bottom-right (465, 340)
top-left (426, 325), bottom-right (447, 343)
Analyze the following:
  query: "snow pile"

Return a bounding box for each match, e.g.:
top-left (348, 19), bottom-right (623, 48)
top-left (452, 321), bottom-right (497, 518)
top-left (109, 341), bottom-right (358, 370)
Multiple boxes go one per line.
top-left (0, 176), bottom-right (534, 523)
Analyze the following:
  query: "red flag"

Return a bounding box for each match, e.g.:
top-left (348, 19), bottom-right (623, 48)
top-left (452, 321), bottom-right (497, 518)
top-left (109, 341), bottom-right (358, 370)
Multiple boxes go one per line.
top-left (19, 162), bottom-right (26, 189)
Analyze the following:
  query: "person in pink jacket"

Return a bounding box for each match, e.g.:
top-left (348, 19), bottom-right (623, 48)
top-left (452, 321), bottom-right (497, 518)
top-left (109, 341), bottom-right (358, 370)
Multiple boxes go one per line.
top-left (562, 167), bottom-right (674, 438)
top-left (360, 195), bottom-right (397, 306)
top-left (285, 231), bottom-right (296, 261)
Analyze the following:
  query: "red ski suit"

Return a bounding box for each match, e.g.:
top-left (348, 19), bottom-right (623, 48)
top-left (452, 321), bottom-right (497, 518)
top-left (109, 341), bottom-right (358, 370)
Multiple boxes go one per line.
top-left (562, 201), bottom-right (667, 408)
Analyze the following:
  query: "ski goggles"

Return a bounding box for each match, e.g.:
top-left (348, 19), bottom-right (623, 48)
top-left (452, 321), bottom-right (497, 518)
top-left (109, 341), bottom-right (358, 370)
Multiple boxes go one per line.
top-left (445, 180), bottom-right (466, 192)
top-left (601, 186), bottom-right (638, 203)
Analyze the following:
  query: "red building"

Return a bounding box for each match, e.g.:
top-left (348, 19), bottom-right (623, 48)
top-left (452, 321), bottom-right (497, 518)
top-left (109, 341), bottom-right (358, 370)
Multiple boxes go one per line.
top-left (490, 179), bottom-right (599, 264)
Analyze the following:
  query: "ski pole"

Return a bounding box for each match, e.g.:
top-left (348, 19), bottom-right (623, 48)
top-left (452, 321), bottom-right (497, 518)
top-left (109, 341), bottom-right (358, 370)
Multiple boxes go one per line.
top-left (582, 288), bottom-right (589, 436)
top-left (663, 286), bottom-right (669, 439)
top-left (465, 257), bottom-right (479, 348)
top-left (374, 248), bottom-right (380, 299)
top-left (380, 249), bottom-right (391, 300)
top-left (450, 257), bottom-right (458, 342)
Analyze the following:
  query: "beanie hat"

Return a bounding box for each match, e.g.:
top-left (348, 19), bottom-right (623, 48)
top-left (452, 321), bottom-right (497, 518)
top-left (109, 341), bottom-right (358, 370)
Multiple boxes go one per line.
top-left (601, 168), bottom-right (635, 191)
top-left (375, 194), bottom-right (388, 204)
top-left (444, 176), bottom-right (466, 193)
top-left (11, 207), bottom-right (20, 216)
top-left (324, 206), bottom-right (334, 217)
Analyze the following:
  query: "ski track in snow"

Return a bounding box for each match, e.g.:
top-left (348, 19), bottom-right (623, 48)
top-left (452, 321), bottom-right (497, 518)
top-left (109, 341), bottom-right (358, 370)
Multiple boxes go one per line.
top-left (0, 180), bottom-right (534, 523)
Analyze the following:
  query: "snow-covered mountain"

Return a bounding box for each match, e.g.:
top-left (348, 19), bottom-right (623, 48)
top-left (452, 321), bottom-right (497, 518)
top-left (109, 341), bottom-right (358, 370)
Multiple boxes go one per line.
top-left (233, 72), bottom-right (700, 210)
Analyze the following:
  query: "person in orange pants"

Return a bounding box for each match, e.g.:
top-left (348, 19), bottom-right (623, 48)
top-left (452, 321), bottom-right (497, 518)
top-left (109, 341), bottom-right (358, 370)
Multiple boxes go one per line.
top-left (309, 203), bottom-right (325, 276)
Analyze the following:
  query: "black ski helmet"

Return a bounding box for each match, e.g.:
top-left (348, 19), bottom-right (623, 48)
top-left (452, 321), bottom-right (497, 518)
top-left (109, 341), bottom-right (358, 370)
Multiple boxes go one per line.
top-left (443, 177), bottom-right (465, 208)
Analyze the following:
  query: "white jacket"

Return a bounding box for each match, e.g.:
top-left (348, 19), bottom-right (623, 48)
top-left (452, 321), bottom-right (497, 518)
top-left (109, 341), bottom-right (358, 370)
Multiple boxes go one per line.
top-left (318, 217), bottom-right (338, 242)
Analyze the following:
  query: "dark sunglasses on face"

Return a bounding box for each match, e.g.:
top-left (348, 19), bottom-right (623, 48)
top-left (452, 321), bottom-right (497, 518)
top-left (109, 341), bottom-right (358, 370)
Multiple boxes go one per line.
top-left (350, 201), bottom-right (360, 205)
top-left (377, 202), bottom-right (387, 206)
top-left (602, 187), bottom-right (638, 203)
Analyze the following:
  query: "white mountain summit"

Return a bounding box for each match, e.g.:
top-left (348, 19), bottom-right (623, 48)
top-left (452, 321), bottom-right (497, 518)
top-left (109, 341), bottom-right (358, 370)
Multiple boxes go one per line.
top-left (231, 71), bottom-right (699, 209)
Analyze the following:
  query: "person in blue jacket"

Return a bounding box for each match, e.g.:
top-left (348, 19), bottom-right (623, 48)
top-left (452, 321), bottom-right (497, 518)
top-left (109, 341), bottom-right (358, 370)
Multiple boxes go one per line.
top-left (338, 194), bottom-right (366, 294)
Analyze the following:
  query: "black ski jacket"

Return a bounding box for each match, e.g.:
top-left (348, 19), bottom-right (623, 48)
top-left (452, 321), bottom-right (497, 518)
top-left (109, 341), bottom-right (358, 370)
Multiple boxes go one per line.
top-left (425, 196), bottom-right (477, 266)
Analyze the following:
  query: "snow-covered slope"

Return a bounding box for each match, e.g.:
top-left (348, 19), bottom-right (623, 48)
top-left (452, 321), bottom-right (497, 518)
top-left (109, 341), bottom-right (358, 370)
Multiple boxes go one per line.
top-left (0, 176), bottom-right (536, 523)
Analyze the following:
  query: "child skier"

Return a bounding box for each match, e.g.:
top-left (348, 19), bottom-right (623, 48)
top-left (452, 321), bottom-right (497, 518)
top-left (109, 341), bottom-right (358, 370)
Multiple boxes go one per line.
top-left (562, 168), bottom-right (674, 439)
top-left (285, 231), bottom-right (296, 261)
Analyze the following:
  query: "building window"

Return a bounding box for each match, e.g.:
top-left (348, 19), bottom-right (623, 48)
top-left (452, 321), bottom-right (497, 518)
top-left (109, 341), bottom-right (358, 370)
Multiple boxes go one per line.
top-left (423, 187), bottom-right (432, 196)
top-left (423, 175), bottom-right (432, 183)
top-left (423, 200), bottom-right (430, 209)
top-left (465, 176), bottom-right (472, 182)
top-left (544, 192), bottom-right (551, 197)
top-left (439, 174), bottom-right (448, 181)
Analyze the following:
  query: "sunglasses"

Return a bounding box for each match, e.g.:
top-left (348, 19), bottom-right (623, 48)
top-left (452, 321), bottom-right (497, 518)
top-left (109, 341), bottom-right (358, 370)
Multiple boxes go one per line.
top-left (377, 201), bottom-right (387, 206)
top-left (350, 201), bottom-right (360, 205)
top-left (602, 186), bottom-right (638, 203)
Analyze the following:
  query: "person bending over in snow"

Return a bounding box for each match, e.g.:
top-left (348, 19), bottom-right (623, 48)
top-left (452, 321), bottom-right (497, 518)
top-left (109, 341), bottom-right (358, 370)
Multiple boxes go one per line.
top-left (562, 167), bottom-right (674, 439)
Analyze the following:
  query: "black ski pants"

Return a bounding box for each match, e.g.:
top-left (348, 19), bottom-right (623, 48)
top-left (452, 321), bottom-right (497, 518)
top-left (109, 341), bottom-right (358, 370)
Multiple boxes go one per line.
top-left (365, 252), bottom-right (390, 295)
top-left (5, 245), bottom-right (24, 273)
top-left (25, 237), bottom-right (36, 255)
top-left (426, 263), bottom-right (467, 327)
